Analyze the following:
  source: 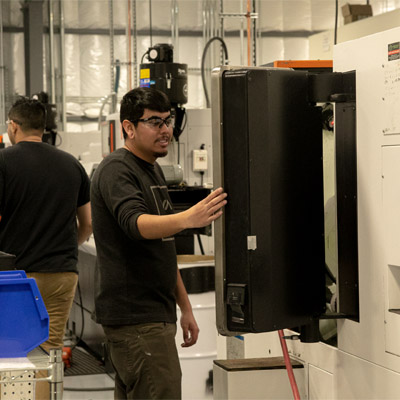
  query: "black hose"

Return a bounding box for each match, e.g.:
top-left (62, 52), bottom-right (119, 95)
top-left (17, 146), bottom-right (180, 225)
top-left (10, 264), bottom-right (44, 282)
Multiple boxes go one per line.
top-left (175, 109), bottom-right (187, 164)
top-left (70, 281), bottom-right (84, 351)
top-left (201, 37), bottom-right (229, 108)
top-left (141, 50), bottom-right (149, 64)
top-left (334, 0), bottom-right (338, 45)
top-left (197, 234), bottom-right (205, 255)
top-left (64, 387), bottom-right (114, 392)
top-left (114, 59), bottom-right (121, 94)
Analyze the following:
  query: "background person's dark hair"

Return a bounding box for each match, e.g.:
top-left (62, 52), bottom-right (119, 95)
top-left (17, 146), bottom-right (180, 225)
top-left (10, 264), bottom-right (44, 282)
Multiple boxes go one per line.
top-left (120, 87), bottom-right (171, 139)
top-left (8, 97), bottom-right (47, 132)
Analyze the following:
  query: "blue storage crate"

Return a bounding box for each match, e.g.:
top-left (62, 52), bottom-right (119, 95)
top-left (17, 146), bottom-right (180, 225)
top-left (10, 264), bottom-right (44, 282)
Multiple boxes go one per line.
top-left (0, 270), bottom-right (49, 358)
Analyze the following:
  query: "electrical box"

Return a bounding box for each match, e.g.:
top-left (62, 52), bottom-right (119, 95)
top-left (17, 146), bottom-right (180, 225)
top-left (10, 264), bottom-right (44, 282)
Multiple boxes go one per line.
top-left (193, 149), bottom-right (208, 171)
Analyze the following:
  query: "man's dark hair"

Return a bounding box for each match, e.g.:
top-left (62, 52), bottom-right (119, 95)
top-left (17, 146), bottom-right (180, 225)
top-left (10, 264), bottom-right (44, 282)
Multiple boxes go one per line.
top-left (8, 97), bottom-right (47, 132)
top-left (120, 87), bottom-right (171, 139)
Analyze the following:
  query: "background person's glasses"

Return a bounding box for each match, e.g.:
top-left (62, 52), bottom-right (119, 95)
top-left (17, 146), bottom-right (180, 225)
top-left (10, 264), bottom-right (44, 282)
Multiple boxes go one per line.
top-left (6, 119), bottom-right (22, 126)
top-left (133, 115), bottom-right (174, 129)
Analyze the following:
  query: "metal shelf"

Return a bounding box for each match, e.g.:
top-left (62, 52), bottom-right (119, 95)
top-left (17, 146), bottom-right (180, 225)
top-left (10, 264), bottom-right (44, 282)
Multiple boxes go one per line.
top-left (0, 348), bottom-right (63, 400)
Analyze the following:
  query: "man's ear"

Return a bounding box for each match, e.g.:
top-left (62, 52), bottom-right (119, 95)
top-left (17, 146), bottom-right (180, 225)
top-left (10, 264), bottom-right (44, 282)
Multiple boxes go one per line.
top-left (10, 121), bottom-right (18, 136)
top-left (122, 120), bottom-right (135, 139)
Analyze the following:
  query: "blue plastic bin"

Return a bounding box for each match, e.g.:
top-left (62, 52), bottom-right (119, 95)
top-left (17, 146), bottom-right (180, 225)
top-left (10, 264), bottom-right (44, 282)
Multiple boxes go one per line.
top-left (0, 270), bottom-right (49, 358)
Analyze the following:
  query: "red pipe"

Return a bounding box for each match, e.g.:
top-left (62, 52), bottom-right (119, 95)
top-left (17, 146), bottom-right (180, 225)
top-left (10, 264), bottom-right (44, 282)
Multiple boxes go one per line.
top-left (278, 329), bottom-right (301, 400)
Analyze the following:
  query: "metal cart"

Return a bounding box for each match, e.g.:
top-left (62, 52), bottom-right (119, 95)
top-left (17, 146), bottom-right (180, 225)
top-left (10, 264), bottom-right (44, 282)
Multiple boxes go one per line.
top-left (0, 348), bottom-right (63, 400)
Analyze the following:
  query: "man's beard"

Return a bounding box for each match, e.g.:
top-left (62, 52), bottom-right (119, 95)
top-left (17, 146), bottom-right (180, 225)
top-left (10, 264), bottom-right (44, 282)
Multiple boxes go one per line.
top-left (154, 150), bottom-right (168, 158)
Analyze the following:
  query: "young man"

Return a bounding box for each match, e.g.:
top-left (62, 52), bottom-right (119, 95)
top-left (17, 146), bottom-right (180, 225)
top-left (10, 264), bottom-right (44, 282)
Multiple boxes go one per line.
top-left (91, 87), bottom-right (227, 399)
top-left (0, 97), bottom-right (92, 400)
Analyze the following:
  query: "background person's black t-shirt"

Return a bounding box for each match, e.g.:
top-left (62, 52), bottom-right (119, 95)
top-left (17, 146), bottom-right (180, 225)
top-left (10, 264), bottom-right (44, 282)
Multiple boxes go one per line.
top-left (0, 141), bottom-right (91, 273)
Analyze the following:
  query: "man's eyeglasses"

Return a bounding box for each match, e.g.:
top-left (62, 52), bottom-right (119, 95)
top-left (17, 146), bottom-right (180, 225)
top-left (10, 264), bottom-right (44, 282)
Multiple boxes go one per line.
top-left (133, 115), bottom-right (174, 129)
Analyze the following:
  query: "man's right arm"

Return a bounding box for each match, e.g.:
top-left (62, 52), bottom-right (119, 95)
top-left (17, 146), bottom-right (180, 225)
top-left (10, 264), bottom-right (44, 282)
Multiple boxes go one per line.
top-left (136, 187), bottom-right (227, 240)
top-left (77, 202), bottom-right (92, 245)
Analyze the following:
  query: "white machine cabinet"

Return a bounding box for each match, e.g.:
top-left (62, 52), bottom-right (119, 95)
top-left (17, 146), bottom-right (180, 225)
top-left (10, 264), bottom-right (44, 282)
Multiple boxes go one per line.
top-left (216, 26), bottom-right (400, 400)
top-left (289, 26), bottom-right (400, 399)
top-left (330, 25), bottom-right (400, 399)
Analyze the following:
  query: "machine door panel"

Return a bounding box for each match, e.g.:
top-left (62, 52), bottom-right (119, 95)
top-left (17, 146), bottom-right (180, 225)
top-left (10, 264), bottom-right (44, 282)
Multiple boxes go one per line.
top-left (221, 68), bottom-right (326, 334)
top-left (222, 71), bottom-right (253, 330)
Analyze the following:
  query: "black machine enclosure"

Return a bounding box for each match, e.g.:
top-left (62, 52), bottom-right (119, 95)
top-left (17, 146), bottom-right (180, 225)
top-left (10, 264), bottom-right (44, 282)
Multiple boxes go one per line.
top-left (218, 67), bottom-right (326, 335)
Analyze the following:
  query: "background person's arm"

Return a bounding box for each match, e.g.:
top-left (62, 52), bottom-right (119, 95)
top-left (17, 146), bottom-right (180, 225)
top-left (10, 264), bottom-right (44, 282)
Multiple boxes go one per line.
top-left (77, 202), bottom-right (92, 245)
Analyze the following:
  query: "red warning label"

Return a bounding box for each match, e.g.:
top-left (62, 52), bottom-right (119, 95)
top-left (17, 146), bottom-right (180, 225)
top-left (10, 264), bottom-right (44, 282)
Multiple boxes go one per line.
top-left (388, 42), bottom-right (400, 61)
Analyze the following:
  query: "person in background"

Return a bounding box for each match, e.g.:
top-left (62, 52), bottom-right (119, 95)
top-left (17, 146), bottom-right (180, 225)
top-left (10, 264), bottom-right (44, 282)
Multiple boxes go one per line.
top-left (0, 97), bottom-right (92, 400)
top-left (91, 87), bottom-right (227, 400)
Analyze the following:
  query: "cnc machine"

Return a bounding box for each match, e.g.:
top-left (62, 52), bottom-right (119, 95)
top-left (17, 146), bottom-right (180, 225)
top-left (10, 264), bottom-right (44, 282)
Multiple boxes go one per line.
top-left (212, 27), bottom-right (400, 399)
